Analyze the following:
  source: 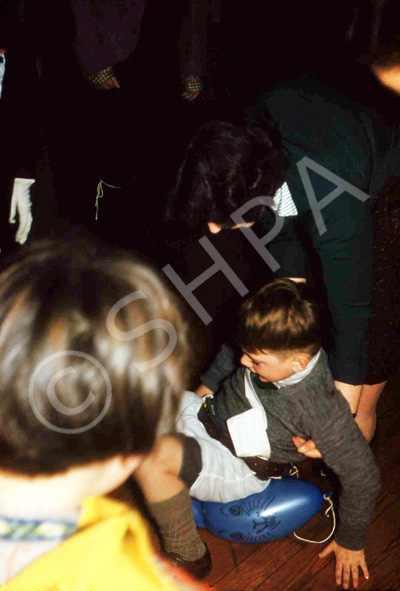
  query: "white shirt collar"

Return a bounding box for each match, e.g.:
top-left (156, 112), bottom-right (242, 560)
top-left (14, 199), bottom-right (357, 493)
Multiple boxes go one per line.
top-left (273, 349), bottom-right (321, 389)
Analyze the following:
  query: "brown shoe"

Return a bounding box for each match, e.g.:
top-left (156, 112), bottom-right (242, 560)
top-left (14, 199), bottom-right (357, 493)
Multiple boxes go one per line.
top-left (165, 544), bottom-right (212, 580)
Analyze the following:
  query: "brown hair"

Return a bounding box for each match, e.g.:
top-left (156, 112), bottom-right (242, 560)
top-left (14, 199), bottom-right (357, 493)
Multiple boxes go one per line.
top-left (237, 279), bottom-right (320, 358)
top-left (0, 238), bottom-right (189, 475)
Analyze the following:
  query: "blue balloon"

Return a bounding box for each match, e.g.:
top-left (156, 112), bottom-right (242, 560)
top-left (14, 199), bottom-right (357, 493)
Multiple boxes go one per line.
top-left (191, 477), bottom-right (323, 543)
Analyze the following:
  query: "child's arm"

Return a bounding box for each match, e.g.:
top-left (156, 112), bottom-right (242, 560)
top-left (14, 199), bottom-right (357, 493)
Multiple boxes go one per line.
top-left (197, 343), bottom-right (238, 394)
top-left (319, 540), bottom-right (369, 589)
top-left (195, 384), bottom-right (214, 397)
top-left (292, 434), bottom-right (369, 589)
top-left (302, 388), bottom-right (380, 588)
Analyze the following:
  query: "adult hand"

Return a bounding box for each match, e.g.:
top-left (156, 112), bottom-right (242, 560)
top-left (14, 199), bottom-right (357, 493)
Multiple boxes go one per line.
top-left (100, 75), bottom-right (120, 90)
top-left (319, 540), bottom-right (369, 589)
top-left (195, 383), bottom-right (213, 397)
top-left (292, 436), bottom-right (322, 459)
top-left (88, 66), bottom-right (120, 90)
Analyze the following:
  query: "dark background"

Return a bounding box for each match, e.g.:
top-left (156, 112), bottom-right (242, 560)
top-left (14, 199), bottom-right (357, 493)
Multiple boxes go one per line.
top-left (0, 1), bottom-right (387, 380)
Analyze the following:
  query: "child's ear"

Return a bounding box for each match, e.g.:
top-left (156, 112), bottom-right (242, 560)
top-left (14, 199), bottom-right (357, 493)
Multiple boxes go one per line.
top-left (291, 354), bottom-right (309, 373)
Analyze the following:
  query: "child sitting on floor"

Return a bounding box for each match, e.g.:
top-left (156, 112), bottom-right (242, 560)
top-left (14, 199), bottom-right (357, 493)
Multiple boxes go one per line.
top-left (0, 238), bottom-right (210, 590)
top-left (136, 279), bottom-right (381, 589)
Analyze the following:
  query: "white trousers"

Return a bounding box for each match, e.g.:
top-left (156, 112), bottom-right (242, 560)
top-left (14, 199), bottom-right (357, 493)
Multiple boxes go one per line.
top-left (176, 391), bottom-right (270, 503)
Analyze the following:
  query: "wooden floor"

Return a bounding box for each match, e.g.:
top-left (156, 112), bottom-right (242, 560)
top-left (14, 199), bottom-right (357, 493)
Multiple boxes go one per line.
top-left (199, 375), bottom-right (400, 591)
top-left (115, 374), bottom-right (400, 591)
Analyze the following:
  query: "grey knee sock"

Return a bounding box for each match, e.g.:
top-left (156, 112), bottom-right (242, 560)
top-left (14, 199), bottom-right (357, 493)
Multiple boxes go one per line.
top-left (148, 488), bottom-right (205, 561)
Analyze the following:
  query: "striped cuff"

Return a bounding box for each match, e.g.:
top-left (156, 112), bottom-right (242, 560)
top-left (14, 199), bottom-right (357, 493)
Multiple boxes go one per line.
top-left (88, 66), bottom-right (114, 89)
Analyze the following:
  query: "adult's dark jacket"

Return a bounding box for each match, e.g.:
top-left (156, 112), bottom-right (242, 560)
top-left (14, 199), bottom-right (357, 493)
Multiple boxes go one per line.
top-left (249, 74), bottom-right (400, 385)
top-left (70, 0), bottom-right (206, 81)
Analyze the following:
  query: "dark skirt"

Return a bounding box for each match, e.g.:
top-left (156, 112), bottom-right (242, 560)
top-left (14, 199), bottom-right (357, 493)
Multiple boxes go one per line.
top-left (366, 176), bottom-right (400, 384)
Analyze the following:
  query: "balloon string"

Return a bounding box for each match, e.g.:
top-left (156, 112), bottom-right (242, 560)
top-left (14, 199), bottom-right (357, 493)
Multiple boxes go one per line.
top-left (95, 180), bottom-right (104, 221)
top-left (292, 495), bottom-right (336, 544)
top-left (229, 542), bottom-right (239, 568)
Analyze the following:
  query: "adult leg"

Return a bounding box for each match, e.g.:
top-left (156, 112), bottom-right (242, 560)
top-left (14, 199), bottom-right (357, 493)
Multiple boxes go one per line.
top-left (356, 381), bottom-right (387, 441)
top-left (333, 382), bottom-right (362, 415)
top-left (333, 379), bottom-right (386, 441)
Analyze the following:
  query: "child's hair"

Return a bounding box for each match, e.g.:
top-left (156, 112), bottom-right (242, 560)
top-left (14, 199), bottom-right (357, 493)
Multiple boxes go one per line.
top-left (0, 239), bottom-right (189, 476)
top-left (237, 279), bottom-right (321, 358)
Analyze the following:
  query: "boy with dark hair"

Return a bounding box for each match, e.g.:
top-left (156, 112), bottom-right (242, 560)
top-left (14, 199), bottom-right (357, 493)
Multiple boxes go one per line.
top-left (136, 279), bottom-right (380, 589)
top-left (0, 238), bottom-right (209, 590)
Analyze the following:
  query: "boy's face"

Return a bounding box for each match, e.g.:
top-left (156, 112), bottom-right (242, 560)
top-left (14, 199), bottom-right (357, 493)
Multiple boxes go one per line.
top-left (240, 349), bottom-right (297, 382)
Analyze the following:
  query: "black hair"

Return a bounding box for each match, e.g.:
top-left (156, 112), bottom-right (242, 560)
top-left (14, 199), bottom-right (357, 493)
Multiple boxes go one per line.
top-left (167, 112), bottom-right (288, 230)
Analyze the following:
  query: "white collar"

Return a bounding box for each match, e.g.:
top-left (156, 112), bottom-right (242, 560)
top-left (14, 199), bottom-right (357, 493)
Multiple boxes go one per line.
top-left (273, 349), bottom-right (321, 389)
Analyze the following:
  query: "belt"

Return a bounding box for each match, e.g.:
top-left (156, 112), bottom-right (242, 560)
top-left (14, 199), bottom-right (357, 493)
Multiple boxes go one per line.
top-left (197, 399), bottom-right (291, 480)
top-left (242, 456), bottom-right (291, 479)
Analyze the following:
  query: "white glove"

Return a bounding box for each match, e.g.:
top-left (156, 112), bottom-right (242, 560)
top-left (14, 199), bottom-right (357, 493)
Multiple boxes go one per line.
top-left (0, 53), bottom-right (6, 99)
top-left (9, 178), bottom-right (35, 244)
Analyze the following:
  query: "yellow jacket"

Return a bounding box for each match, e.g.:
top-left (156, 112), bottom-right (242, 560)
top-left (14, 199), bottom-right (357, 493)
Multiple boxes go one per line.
top-left (2, 496), bottom-right (210, 591)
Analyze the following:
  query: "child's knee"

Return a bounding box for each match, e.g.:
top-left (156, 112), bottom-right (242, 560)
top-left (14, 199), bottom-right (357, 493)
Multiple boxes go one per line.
top-left (153, 435), bottom-right (185, 472)
top-left (137, 435), bottom-right (184, 480)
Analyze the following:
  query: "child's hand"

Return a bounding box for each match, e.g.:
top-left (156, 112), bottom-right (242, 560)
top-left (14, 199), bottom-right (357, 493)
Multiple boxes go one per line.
top-left (195, 384), bottom-right (214, 398)
top-left (319, 540), bottom-right (369, 589)
top-left (292, 436), bottom-right (323, 459)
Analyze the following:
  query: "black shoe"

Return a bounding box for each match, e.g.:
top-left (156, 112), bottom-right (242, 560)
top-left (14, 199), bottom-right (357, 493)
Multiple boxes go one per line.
top-left (165, 544), bottom-right (212, 580)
